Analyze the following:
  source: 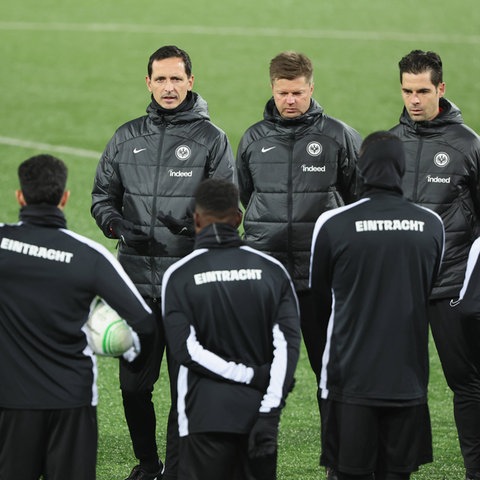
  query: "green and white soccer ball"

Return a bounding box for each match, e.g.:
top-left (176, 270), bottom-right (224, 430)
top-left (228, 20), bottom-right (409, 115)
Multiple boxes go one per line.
top-left (86, 299), bottom-right (133, 356)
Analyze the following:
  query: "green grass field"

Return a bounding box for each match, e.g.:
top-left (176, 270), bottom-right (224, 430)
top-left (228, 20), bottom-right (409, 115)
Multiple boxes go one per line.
top-left (1, 0), bottom-right (479, 478)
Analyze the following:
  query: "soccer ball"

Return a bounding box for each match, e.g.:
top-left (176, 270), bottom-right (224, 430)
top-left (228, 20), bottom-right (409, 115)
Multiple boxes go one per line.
top-left (86, 299), bottom-right (133, 356)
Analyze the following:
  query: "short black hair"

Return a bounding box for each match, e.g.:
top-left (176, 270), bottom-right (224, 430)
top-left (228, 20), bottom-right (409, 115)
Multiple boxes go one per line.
top-left (147, 45), bottom-right (192, 78)
top-left (398, 50), bottom-right (443, 86)
top-left (18, 154), bottom-right (67, 205)
top-left (194, 179), bottom-right (239, 215)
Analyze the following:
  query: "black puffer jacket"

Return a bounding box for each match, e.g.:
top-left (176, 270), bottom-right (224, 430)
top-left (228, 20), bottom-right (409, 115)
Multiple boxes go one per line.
top-left (92, 93), bottom-right (235, 299)
top-left (390, 98), bottom-right (480, 299)
top-left (237, 98), bottom-right (361, 291)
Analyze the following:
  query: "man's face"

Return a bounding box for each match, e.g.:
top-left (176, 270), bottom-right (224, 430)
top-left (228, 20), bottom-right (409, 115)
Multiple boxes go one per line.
top-left (271, 76), bottom-right (314, 119)
top-left (146, 57), bottom-right (194, 109)
top-left (401, 71), bottom-right (445, 122)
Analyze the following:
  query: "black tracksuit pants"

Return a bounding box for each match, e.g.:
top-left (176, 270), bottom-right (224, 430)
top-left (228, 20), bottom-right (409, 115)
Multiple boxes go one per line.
top-left (0, 406), bottom-right (97, 480)
top-left (429, 298), bottom-right (480, 472)
top-left (120, 298), bottom-right (179, 479)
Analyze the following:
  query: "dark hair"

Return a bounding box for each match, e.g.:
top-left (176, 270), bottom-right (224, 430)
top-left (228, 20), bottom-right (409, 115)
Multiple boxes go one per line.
top-left (398, 50), bottom-right (443, 86)
top-left (269, 51), bottom-right (313, 84)
top-left (147, 45), bottom-right (192, 78)
top-left (18, 154), bottom-right (67, 205)
top-left (194, 179), bottom-right (239, 215)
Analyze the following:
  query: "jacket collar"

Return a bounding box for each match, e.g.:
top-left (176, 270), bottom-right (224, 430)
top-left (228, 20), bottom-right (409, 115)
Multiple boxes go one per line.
top-left (146, 91), bottom-right (210, 124)
top-left (19, 204), bottom-right (67, 229)
top-left (398, 97), bottom-right (464, 134)
top-left (263, 97), bottom-right (324, 127)
top-left (194, 223), bottom-right (244, 250)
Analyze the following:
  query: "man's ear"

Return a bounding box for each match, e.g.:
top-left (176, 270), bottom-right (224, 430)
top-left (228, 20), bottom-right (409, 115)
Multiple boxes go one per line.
top-left (16, 190), bottom-right (26, 206)
top-left (232, 209), bottom-right (243, 229)
top-left (58, 190), bottom-right (70, 210)
top-left (194, 210), bottom-right (203, 234)
top-left (438, 81), bottom-right (446, 98)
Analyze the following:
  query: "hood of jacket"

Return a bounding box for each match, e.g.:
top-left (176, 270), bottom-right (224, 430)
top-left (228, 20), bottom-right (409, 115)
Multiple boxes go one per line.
top-left (358, 132), bottom-right (406, 195)
top-left (146, 91), bottom-right (210, 125)
top-left (398, 97), bottom-right (464, 135)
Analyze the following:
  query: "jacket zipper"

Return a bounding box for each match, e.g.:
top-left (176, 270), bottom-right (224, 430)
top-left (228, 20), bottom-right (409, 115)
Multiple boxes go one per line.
top-left (413, 136), bottom-right (423, 202)
top-left (150, 121), bottom-right (166, 298)
top-left (287, 133), bottom-right (294, 276)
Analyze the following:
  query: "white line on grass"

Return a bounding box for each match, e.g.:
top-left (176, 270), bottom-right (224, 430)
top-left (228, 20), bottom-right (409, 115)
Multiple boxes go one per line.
top-left (0, 22), bottom-right (479, 45)
top-left (0, 136), bottom-right (101, 159)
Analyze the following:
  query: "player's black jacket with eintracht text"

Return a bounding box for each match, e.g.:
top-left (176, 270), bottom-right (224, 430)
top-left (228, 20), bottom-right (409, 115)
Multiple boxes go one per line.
top-left (310, 193), bottom-right (444, 404)
top-left (91, 93), bottom-right (234, 299)
top-left (390, 98), bottom-right (480, 299)
top-left (237, 98), bottom-right (361, 291)
top-left (161, 223), bottom-right (300, 435)
top-left (0, 205), bottom-right (155, 409)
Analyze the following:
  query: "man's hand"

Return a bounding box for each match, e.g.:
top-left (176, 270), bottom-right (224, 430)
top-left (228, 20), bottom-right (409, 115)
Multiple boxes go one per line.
top-left (248, 412), bottom-right (280, 479)
top-left (109, 219), bottom-right (151, 247)
top-left (249, 364), bottom-right (271, 392)
top-left (158, 211), bottom-right (194, 237)
top-left (248, 412), bottom-right (279, 458)
top-left (122, 329), bottom-right (141, 362)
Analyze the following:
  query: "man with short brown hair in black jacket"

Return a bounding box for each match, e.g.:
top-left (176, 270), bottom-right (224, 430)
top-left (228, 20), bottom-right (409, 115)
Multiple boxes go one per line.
top-left (237, 50), bottom-right (361, 384)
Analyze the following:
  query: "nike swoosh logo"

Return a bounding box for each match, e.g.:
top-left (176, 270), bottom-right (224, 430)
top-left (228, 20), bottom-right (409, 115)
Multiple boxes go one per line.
top-left (261, 146), bottom-right (276, 153)
top-left (449, 298), bottom-right (461, 307)
top-left (133, 147), bottom-right (146, 154)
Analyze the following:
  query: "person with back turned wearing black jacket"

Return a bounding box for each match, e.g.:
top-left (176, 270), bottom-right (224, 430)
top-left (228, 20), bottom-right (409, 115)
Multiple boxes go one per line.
top-left (310, 132), bottom-right (444, 480)
top-left (0, 154), bottom-right (155, 480)
top-left (162, 178), bottom-right (300, 480)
